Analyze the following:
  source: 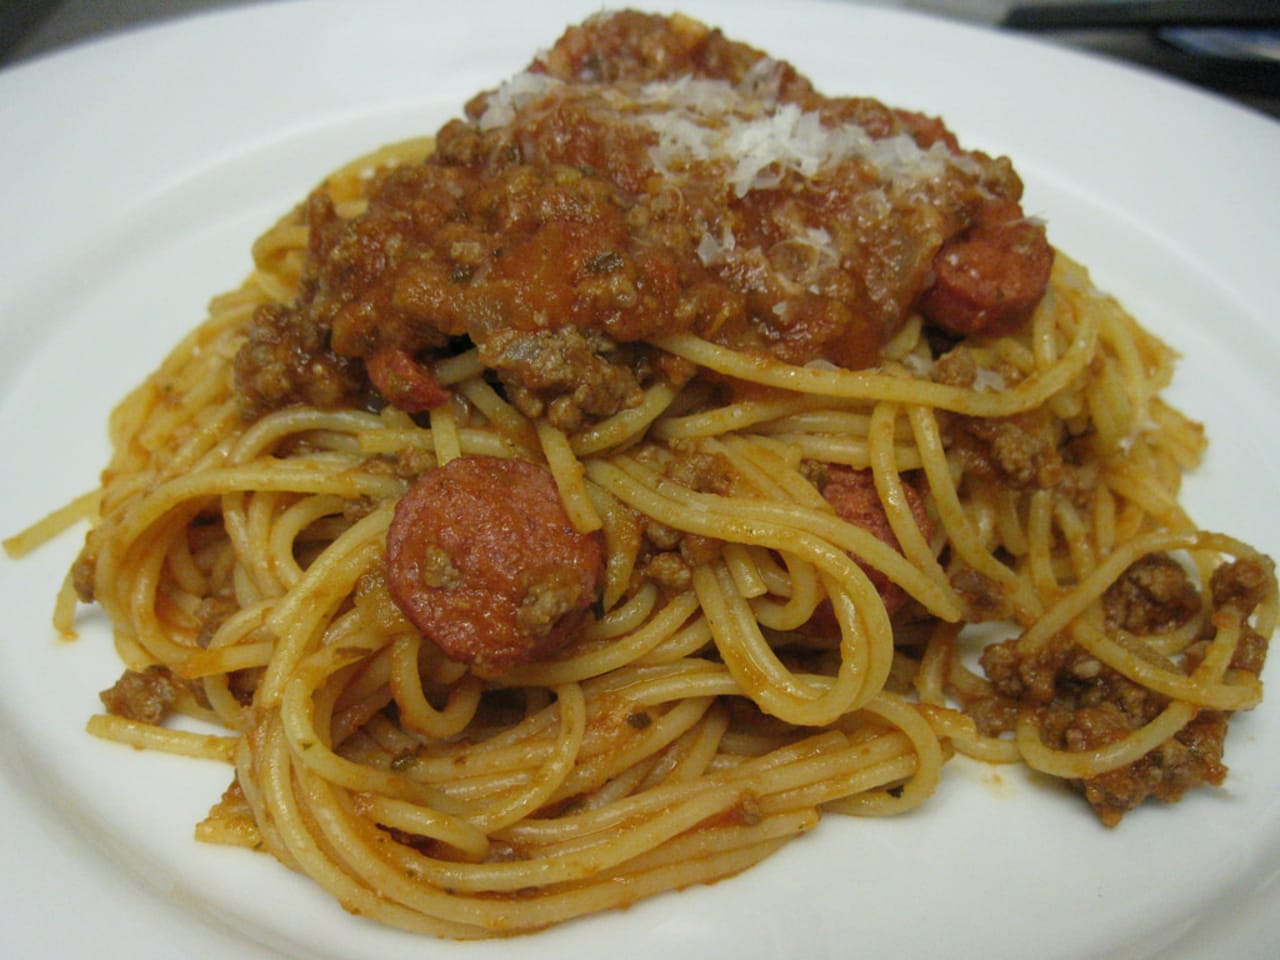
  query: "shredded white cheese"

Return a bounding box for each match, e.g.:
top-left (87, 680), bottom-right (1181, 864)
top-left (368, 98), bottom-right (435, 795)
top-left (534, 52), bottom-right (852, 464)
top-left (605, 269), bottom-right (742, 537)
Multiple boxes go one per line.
top-left (899, 352), bottom-right (935, 377)
top-left (695, 224), bottom-right (738, 267)
top-left (973, 366), bottom-right (1008, 393)
top-left (477, 72), bottom-right (564, 131)
top-left (631, 76), bottom-right (962, 198)
top-left (478, 67), bottom-right (970, 202)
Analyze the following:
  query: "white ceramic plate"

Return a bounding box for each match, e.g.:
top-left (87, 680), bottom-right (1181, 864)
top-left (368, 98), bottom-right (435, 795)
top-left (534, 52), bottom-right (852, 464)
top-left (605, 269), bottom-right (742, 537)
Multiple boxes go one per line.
top-left (3, 2), bottom-right (1279, 957)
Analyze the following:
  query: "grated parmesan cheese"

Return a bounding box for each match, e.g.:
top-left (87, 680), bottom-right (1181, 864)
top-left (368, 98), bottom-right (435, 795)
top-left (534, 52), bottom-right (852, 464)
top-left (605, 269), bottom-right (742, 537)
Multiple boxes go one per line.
top-left (477, 72), bottom-right (564, 131)
top-left (630, 76), bottom-right (964, 198)
top-left (477, 66), bottom-right (972, 202)
top-left (973, 366), bottom-right (1008, 393)
top-left (695, 224), bottom-right (738, 267)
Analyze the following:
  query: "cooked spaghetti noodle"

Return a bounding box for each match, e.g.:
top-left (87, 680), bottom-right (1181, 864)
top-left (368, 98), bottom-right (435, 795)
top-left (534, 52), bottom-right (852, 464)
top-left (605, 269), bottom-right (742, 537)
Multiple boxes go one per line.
top-left (7, 10), bottom-right (1275, 939)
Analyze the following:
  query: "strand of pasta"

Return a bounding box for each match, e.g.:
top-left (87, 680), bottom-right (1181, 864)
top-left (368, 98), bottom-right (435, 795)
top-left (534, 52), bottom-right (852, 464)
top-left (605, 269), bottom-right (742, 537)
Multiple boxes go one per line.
top-left (496, 590), bottom-right (701, 687)
top-left (693, 560), bottom-right (878, 725)
top-left (86, 714), bottom-right (237, 762)
top-left (649, 264), bottom-right (1096, 418)
top-left (389, 632), bottom-right (485, 739)
top-left (1068, 605), bottom-right (1260, 711)
top-left (825, 692), bottom-right (944, 815)
top-left (867, 400), bottom-right (957, 606)
top-left (651, 391), bottom-right (842, 442)
top-left (571, 381), bottom-right (681, 455)
top-left (907, 402), bottom-right (1043, 621)
top-left (1011, 528), bottom-right (1207, 656)
top-left (590, 454), bottom-right (963, 620)
top-left (535, 419), bottom-right (603, 533)
top-left (257, 503), bottom-right (395, 706)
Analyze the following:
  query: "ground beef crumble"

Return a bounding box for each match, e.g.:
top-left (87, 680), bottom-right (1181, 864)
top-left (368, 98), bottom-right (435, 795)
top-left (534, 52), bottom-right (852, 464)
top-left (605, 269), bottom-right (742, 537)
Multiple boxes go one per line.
top-left (949, 409), bottom-right (1065, 490)
top-left (234, 302), bottom-right (366, 418)
top-left (479, 326), bottom-right (645, 431)
top-left (1102, 553), bottom-right (1201, 635)
top-left (972, 553), bottom-right (1272, 826)
top-left (99, 665), bottom-right (182, 725)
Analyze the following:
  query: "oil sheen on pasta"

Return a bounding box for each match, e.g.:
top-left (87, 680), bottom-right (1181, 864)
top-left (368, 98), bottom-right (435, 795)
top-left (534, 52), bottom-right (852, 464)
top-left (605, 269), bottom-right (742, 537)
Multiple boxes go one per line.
top-left (37, 9), bottom-right (1278, 939)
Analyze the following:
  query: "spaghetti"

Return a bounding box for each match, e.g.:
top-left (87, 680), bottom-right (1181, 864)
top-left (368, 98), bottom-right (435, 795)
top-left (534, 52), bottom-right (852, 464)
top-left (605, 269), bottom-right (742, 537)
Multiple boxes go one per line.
top-left (7, 9), bottom-right (1276, 939)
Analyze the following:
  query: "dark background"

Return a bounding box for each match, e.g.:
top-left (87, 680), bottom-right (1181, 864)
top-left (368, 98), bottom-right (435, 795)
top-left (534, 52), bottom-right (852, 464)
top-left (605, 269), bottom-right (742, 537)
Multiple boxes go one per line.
top-left (2, 0), bottom-right (1277, 119)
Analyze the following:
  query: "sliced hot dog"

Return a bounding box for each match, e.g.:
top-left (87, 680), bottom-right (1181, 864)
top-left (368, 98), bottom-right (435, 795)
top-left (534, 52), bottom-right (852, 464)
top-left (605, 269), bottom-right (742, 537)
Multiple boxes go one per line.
top-left (386, 456), bottom-right (604, 670)
top-left (921, 201), bottom-right (1053, 339)
top-left (367, 346), bottom-right (451, 413)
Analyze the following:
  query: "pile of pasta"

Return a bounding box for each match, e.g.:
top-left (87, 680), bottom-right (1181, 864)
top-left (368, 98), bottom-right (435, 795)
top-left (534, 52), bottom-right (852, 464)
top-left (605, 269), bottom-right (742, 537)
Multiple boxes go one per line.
top-left (10, 130), bottom-right (1276, 938)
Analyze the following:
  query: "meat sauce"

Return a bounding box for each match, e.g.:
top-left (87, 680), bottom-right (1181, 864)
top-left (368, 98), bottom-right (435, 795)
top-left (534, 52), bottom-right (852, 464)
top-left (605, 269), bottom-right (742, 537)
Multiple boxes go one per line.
top-left (234, 10), bottom-right (1051, 422)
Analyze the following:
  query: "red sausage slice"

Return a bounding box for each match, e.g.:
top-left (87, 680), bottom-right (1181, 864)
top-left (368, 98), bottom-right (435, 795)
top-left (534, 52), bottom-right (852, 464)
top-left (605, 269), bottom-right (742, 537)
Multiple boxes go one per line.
top-left (819, 465), bottom-right (932, 617)
top-left (921, 202), bottom-right (1054, 339)
top-left (367, 347), bottom-right (451, 413)
top-left (386, 456), bottom-right (605, 670)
